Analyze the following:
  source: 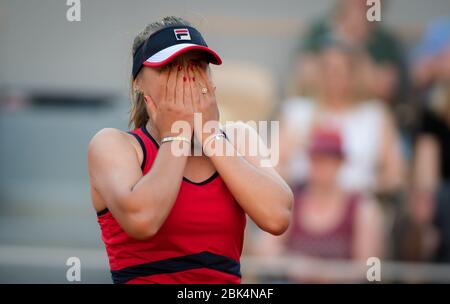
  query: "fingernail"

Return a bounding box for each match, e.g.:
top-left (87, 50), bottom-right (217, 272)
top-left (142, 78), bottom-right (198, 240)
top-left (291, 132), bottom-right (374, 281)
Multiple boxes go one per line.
top-left (178, 65), bottom-right (182, 71)
top-left (183, 76), bottom-right (187, 82)
top-left (192, 77), bottom-right (195, 82)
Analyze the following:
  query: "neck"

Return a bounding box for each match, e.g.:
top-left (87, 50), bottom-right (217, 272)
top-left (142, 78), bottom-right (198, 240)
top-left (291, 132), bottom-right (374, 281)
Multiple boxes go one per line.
top-left (308, 182), bottom-right (341, 199)
top-left (145, 121), bottom-right (161, 143)
top-left (321, 95), bottom-right (350, 112)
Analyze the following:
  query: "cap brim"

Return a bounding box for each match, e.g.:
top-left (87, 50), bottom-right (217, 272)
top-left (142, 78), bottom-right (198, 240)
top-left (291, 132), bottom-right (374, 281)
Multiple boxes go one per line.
top-left (142, 43), bottom-right (222, 67)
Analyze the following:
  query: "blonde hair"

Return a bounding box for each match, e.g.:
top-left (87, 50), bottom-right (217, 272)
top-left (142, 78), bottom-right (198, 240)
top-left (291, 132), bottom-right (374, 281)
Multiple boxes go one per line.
top-left (128, 16), bottom-right (193, 129)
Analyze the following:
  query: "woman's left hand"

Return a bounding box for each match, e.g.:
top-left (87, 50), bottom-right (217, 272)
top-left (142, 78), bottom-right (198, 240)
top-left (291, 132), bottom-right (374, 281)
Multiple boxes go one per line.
top-left (189, 64), bottom-right (221, 145)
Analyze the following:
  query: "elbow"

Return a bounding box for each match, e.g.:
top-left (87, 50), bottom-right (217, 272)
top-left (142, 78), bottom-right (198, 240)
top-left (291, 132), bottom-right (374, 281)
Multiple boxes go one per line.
top-left (128, 227), bottom-right (157, 241)
top-left (125, 212), bottom-right (160, 240)
top-left (261, 192), bottom-right (293, 236)
top-left (262, 211), bottom-right (291, 236)
top-left (116, 194), bottom-right (164, 240)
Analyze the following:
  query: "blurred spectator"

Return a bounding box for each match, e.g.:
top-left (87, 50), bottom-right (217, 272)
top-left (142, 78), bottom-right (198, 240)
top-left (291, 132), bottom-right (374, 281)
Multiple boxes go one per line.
top-left (395, 18), bottom-right (450, 263)
top-left (257, 128), bottom-right (383, 282)
top-left (278, 41), bottom-right (405, 196)
top-left (211, 62), bottom-right (276, 123)
top-left (292, 0), bottom-right (410, 137)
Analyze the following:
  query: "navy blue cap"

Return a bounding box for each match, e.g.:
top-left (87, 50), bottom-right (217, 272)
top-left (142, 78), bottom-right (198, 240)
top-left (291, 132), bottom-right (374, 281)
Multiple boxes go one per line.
top-left (132, 26), bottom-right (222, 79)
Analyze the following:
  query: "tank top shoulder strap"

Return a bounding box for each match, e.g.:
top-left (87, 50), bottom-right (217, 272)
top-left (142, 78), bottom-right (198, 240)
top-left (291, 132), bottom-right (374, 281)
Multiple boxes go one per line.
top-left (127, 123), bottom-right (159, 175)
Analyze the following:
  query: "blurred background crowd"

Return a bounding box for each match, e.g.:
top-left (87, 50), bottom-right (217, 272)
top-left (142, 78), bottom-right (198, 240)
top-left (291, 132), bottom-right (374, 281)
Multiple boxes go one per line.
top-left (1, 0), bottom-right (450, 283)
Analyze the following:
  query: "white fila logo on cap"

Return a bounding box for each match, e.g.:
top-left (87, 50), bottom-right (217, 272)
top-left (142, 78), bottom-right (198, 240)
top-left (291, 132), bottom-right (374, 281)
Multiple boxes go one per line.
top-left (174, 28), bottom-right (191, 41)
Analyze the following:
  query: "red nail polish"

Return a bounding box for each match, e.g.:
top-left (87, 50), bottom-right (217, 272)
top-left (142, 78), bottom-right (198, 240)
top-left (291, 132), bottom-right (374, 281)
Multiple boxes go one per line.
top-left (192, 77), bottom-right (195, 82)
top-left (183, 76), bottom-right (187, 82)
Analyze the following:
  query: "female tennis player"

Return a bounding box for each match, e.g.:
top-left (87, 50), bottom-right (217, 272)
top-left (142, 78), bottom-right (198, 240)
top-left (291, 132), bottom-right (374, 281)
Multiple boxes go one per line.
top-left (87, 16), bottom-right (293, 284)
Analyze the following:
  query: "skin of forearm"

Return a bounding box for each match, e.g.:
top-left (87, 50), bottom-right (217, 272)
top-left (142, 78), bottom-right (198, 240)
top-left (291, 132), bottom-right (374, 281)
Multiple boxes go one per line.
top-left (126, 141), bottom-right (189, 231)
top-left (206, 138), bottom-right (292, 233)
top-left (414, 136), bottom-right (440, 192)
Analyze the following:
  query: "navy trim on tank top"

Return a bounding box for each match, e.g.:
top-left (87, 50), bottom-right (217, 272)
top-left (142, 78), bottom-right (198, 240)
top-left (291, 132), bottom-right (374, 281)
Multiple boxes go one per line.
top-left (111, 251), bottom-right (241, 284)
top-left (96, 208), bottom-right (109, 216)
top-left (127, 131), bottom-right (146, 171)
top-left (95, 124), bottom-right (222, 217)
top-left (141, 124), bottom-right (160, 148)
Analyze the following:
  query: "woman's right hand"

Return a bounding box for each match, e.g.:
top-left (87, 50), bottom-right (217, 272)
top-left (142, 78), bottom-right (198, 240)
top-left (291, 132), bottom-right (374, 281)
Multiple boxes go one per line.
top-left (144, 64), bottom-right (194, 139)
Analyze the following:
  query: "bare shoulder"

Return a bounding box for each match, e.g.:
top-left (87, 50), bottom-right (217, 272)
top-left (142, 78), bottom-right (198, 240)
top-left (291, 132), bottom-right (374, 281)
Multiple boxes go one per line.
top-left (89, 128), bottom-right (126, 150)
top-left (88, 128), bottom-right (137, 162)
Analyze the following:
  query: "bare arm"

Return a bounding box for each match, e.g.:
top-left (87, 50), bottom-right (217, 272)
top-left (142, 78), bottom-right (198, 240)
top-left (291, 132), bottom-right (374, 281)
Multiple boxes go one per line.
top-left (88, 64), bottom-right (193, 240)
top-left (88, 129), bottom-right (188, 240)
top-left (190, 64), bottom-right (293, 235)
top-left (353, 197), bottom-right (384, 260)
top-left (413, 135), bottom-right (440, 192)
top-left (410, 134), bottom-right (440, 228)
top-left (203, 122), bottom-right (293, 235)
top-left (378, 107), bottom-right (406, 193)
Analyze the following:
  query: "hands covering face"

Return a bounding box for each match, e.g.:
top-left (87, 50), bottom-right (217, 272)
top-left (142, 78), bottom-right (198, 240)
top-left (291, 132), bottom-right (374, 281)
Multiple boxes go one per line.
top-left (144, 61), bottom-right (220, 144)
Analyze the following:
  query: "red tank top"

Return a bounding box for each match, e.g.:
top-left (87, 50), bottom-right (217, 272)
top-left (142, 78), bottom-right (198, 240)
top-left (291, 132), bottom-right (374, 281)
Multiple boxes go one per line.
top-left (286, 186), bottom-right (360, 260)
top-left (96, 124), bottom-right (246, 284)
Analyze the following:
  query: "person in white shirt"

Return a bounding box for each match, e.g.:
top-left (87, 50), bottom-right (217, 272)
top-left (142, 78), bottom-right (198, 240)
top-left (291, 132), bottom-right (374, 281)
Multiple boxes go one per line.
top-left (278, 41), bottom-right (405, 195)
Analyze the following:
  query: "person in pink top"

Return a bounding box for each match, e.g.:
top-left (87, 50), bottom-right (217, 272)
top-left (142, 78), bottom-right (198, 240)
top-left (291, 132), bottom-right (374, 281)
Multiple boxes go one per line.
top-left (256, 127), bottom-right (384, 282)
